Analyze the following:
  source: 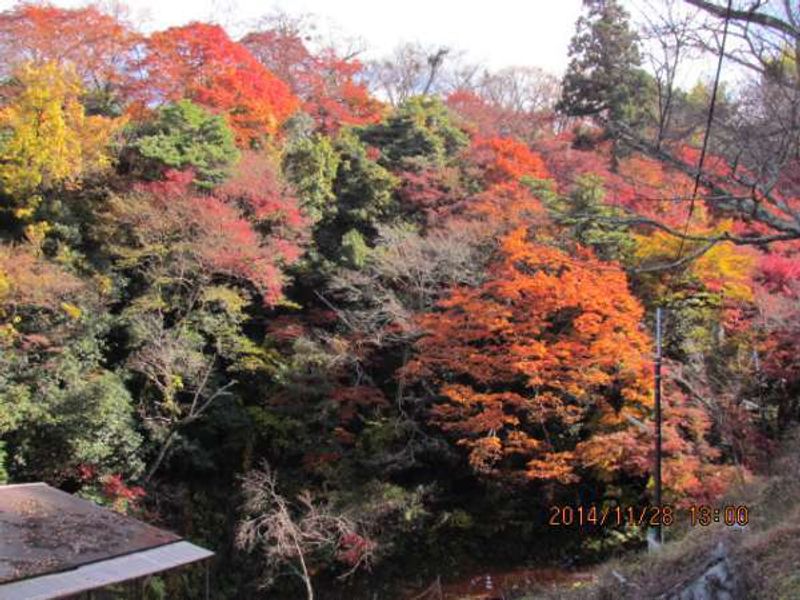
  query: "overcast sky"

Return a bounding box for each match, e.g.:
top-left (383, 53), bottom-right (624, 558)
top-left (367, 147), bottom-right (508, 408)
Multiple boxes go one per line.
top-left (0, 0), bottom-right (726, 84)
top-left (0, 0), bottom-right (585, 74)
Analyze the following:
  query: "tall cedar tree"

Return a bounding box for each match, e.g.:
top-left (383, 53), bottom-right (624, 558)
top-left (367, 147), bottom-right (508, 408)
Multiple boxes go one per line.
top-left (558, 0), bottom-right (645, 125)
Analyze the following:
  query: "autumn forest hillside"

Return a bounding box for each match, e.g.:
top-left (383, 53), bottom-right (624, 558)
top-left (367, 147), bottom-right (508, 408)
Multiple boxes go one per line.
top-left (0, 1), bottom-right (799, 598)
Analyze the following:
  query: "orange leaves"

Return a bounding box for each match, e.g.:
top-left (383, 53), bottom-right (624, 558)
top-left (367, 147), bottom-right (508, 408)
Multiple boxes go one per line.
top-left (0, 245), bottom-right (82, 311)
top-left (302, 51), bottom-right (384, 133)
top-left (465, 436), bottom-right (503, 474)
top-left (0, 9), bottom-right (302, 145)
top-left (407, 226), bottom-right (652, 483)
top-left (0, 3), bottom-right (138, 88)
top-left (464, 182), bottom-right (547, 232)
top-left (525, 453), bottom-right (578, 484)
top-left (657, 388), bottom-right (743, 505)
top-left (135, 24), bottom-right (298, 146)
top-left (331, 385), bottom-right (388, 422)
top-left (574, 372), bottom-right (747, 505)
top-left (460, 137), bottom-right (553, 233)
top-left (242, 29), bottom-right (383, 134)
top-left (469, 136), bottom-right (550, 186)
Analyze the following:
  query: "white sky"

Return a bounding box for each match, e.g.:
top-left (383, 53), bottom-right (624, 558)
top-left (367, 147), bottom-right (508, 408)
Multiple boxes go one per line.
top-left (0, 0), bottom-right (728, 85)
top-left (0, 0), bottom-right (586, 75)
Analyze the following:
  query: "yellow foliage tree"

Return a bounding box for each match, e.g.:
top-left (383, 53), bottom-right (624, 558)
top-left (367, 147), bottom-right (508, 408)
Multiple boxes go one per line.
top-left (633, 220), bottom-right (755, 302)
top-left (0, 62), bottom-right (121, 218)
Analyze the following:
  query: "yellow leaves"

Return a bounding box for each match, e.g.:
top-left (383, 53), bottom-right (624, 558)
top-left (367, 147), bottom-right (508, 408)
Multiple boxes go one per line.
top-left (202, 285), bottom-right (250, 314)
top-left (0, 61), bottom-right (122, 212)
top-left (0, 322), bottom-right (17, 348)
top-left (0, 269), bottom-right (9, 300)
top-left (94, 275), bottom-right (114, 297)
top-left (23, 220), bottom-right (51, 248)
top-left (13, 206), bottom-right (37, 220)
top-left (60, 302), bottom-right (82, 320)
top-left (171, 375), bottom-right (185, 392)
top-left (693, 239), bottom-right (756, 302)
top-left (633, 221), bottom-right (756, 301)
top-left (633, 230), bottom-right (678, 264)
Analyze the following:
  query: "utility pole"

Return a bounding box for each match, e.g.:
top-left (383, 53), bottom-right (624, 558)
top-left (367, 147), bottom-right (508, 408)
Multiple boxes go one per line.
top-left (654, 307), bottom-right (663, 546)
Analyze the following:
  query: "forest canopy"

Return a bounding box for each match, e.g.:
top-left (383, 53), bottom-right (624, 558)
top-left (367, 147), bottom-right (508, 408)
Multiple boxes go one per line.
top-left (0, 1), bottom-right (798, 598)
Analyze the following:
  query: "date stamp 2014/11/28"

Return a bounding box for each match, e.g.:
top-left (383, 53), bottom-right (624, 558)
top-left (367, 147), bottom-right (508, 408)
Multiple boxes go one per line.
top-left (547, 504), bottom-right (750, 528)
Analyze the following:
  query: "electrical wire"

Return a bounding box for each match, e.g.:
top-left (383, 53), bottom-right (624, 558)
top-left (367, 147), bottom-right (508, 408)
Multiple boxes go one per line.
top-left (675, 0), bottom-right (734, 261)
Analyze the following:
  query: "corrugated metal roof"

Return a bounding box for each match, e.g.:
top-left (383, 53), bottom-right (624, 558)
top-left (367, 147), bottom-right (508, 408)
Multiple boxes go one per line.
top-left (0, 541), bottom-right (213, 600)
top-left (0, 483), bottom-right (180, 583)
top-left (0, 483), bottom-right (213, 598)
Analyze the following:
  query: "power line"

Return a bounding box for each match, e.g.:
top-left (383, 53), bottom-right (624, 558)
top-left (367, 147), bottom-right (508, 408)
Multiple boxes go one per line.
top-left (652, 4), bottom-right (729, 542)
top-left (675, 0), bottom-right (734, 261)
top-left (607, 192), bottom-right (753, 205)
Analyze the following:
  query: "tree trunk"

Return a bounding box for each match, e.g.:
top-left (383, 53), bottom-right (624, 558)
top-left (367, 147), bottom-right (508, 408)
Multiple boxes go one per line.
top-left (143, 427), bottom-right (178, 484)
top-left (294, 537), bottom-right (314, 600)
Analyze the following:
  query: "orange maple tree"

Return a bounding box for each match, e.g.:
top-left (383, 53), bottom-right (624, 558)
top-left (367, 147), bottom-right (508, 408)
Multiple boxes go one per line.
top-left (304, 50), bottom-right (384, 133)
top-left (0, 3), bottom-right (138, 89)
top-left (134, 23), bottom-right (298, 146)
top-left (405, 226), bottom-right (653, 483)
top-left (243, 29), bottom-right (382, 133)
top-left (468, 136), bottom-right (550, 186)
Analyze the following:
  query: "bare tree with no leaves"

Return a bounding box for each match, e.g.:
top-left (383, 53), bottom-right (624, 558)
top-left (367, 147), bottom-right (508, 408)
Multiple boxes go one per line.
top-left (236, 463), bottom-right (374, 600)
top-left (613, 1), bottom-right (800, 246)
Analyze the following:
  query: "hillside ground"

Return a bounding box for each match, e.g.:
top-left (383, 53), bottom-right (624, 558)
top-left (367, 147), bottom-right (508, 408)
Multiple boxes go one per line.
top-left (529, 427), bottom-right (800, 600)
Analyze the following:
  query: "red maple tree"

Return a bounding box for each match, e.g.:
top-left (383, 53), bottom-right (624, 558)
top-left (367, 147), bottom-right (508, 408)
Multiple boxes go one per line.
top-left (130, 170), bottom-right (303, 306)
top-left (243, 29), bottom-right (382, 133)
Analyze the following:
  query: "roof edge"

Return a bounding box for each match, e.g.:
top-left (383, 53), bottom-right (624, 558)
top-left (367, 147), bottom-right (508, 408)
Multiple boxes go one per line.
top-left (0, 541), bottom-right (214, 600)
top-left (0, 482), bottom-right (47, 489)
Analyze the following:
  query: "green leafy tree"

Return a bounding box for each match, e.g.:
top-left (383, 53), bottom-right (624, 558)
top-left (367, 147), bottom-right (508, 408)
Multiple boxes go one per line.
top-left (309, 131), bottom-right (399, 265)
top-left (333, 131), bottom-right (399, 231)
top-left (0, 442), bottom-right (8, 484)
top-left (100, 173), bottom-right (286, 481)
top-left (282, 134), bottom-right (340, 224)
top-left (358, 96), bottom-right (468, 170)
top-left (340, 228), bottom-right (370, 268)
top-left (544, 174), bottom-right (635, 262)
top-left (125, 100), bottom-right (240, 188)
top-left (0, 246), bottom-right (142, 482)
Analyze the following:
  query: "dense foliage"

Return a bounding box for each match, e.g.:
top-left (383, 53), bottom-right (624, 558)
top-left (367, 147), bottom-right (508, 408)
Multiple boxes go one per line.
top-left (0, 2), bottom-right (797, 599)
